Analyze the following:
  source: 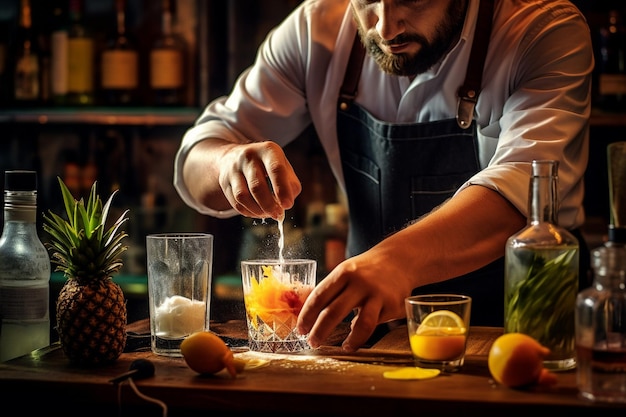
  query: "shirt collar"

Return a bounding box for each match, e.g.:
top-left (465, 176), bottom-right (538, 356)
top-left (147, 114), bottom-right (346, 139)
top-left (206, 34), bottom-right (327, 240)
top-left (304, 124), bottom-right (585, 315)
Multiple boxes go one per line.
top-left (409, 0), bottom-right (480, 83)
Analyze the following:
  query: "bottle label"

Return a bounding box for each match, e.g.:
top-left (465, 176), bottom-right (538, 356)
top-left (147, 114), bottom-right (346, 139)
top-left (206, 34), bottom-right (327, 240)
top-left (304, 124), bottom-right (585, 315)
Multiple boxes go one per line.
top-left (51, 31), bottom-right (69, 95)
top-left (15, 53), bottom-right (39, 100)
top-left (0, 284), bottom-right (49, 320)
top-left (68, 38), bottom-right (94, 92)
top-left (599, 74), bottom-right (626, 96)
top-left (101, 49), bottom-right (138, 89)
top-left (150, 49), bottom-right (183, 88)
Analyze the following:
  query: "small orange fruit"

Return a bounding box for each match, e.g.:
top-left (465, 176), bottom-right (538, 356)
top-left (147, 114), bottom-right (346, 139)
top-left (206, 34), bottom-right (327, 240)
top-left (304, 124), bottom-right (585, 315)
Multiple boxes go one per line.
top-left (180, 331), bottom-right (237, 378)
top-left (488, 333), bottom-right (557, 388)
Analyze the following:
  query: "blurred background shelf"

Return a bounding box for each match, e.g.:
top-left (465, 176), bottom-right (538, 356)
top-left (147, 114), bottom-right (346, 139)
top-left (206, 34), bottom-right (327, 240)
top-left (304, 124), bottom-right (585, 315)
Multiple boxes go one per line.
top-left (0, 107), bottom-right (202, 125)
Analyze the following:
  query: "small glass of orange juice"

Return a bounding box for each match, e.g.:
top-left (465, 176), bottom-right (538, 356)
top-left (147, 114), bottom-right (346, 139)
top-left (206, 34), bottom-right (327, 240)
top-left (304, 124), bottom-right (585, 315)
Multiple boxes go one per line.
top-left (405, 294), bottom-right (472, 372)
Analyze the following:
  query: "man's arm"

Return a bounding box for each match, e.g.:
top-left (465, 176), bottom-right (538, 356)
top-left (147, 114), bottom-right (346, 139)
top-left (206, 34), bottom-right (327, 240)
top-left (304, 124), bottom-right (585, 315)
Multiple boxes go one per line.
top-left (298, 184), bottom-right (526, 350)
top-left (182, 139), bottom-right (237, 213)
top-left (182, 138), bottom-right (303, 220)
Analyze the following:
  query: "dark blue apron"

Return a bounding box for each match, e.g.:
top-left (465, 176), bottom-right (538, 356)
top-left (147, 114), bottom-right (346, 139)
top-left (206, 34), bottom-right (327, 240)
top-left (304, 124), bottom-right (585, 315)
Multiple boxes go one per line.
top-left (335, 0), bottom-right (590, 329)
top-left (336, 0), bottom-right (505, 327)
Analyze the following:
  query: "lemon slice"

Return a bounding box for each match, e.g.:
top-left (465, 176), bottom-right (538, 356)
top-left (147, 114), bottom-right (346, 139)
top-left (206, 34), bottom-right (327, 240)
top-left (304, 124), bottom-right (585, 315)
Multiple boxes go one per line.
top-left (242, 358), bottom-right (270, 370)
top-left (417, 310), bottom-right (465, 334)
top-left (383, 367), bottom-right (441, 380)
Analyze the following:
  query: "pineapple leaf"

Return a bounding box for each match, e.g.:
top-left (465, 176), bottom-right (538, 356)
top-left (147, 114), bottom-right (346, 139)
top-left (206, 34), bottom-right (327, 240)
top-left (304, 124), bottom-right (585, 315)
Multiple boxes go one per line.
top-left (43, 177), bottom-right (130, 280)
top-left (101, 189), bottom-right (117, 227)
top-left (86, 182), bottom-right (103, 240)
top-left (58, 177), bottom-right (77, 224)
top-left (42, 211), bottom-right (78, 244)
top-left (104, 209), bottom-right (130, 247)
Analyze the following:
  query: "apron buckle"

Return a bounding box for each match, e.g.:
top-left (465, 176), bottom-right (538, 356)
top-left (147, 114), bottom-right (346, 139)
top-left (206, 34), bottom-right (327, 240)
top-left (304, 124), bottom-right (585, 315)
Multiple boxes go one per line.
top-left (456, 89), bottom-right (477, 129)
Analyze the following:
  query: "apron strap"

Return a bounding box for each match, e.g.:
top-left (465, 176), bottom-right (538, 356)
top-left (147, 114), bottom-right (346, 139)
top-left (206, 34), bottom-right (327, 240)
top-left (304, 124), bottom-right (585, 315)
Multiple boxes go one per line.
top-left (338, 1), bottom-right (495, 126)
top-left (456, 0), bottom-right (494, 129)
top-left (339, 34), bottom-right (366, 111)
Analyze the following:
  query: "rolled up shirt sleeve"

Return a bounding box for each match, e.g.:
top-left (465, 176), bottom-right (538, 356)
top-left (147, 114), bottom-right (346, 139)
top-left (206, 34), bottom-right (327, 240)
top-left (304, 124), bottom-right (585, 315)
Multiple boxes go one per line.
top-left (459, 1), bottom-right (593, 229)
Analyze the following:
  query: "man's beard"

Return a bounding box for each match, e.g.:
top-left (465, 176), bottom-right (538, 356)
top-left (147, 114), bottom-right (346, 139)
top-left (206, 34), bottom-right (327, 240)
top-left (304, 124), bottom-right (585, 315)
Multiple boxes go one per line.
top-left (358, 2), bottom-right (467, 76)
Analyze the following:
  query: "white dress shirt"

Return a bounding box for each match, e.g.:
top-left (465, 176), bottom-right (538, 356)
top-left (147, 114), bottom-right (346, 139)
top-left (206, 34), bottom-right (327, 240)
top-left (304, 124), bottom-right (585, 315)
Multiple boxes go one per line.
top-left (174, 0), bottom-right (593, 229)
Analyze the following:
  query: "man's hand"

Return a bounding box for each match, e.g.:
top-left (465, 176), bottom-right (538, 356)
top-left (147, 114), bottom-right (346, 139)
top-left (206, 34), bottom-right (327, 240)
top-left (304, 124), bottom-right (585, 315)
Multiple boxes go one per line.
top-left (297, 245), bottom-right (414, 352)
top-left (184, 139), bottom-right (302, 219)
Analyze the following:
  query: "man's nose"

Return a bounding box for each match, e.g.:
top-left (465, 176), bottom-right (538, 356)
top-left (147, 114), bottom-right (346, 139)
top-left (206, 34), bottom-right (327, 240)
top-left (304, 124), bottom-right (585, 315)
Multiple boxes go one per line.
top-left (375, 2), bottom-right (404, 41)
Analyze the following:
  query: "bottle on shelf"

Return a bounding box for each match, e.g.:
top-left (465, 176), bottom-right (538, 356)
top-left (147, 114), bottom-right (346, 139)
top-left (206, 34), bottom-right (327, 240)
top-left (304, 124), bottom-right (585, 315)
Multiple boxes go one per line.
top-left (504, 160), bottom-right (579, 371)
top-left (0, 170), bottom-right (51, 362)
top-left (37, 7), bottom-right (52, 106)
top-left (575, 141), bottom-right (626, 403)
top-left (66, 0), bottom-right (95, 106)
top-left (149, 0), bottom-right (187, 106)
top-left (49, 0), bottom-right (68, 105)
top-left (596, 9), bottom-right (626, 111)
top-left (100, 0), bottom-right (138, 106)
top-left (0, 21), bottom-right (9, 106)
top-left (13, 0), bottom-right (40, 105)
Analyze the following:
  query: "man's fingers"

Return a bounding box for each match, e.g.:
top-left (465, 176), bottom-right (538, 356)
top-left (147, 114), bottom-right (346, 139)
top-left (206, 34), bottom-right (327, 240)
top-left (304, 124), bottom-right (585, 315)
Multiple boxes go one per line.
top-left (341, 304), bottom-right (382, 352)
top-left (297, 279), bottom-right (348, 344)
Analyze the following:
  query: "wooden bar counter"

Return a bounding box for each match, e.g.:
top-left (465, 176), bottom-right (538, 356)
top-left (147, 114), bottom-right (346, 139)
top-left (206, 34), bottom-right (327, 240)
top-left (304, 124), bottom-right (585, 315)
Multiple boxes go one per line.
top-left (1, 321), bottom-right (625, 417)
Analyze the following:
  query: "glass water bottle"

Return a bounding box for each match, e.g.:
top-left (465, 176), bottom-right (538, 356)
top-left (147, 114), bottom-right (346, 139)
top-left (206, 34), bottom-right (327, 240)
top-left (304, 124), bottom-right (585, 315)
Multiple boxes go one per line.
top-left (505, 160), bottom-right (579, 371)
top-left (0, 170), bottom-right (51, 362)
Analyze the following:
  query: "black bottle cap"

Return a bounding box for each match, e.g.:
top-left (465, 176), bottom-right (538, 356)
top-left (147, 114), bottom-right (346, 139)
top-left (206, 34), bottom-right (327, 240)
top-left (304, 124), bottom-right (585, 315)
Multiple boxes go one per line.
top-left (608, 225), bottom-right (626, 244)
top-left (4, 170), bottom-right (37, 191)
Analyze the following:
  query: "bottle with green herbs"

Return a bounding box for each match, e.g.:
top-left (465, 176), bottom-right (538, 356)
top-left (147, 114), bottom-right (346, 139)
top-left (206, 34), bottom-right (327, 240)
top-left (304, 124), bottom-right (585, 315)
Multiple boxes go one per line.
top-left (504, 160), bottom-right (579, 371)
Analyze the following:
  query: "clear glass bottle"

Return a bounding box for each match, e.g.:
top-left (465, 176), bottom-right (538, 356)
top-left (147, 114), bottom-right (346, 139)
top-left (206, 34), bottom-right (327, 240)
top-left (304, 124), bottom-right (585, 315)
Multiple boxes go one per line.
top-left (0, 171), bottom-right (51, 362)
top-left (576, 239), bottom-right (626, 403)
top-left (575, 141), bottom-right (626, 403)
top-left (149, 0), bottom-right (187, 106)
top-left (100, 0), bottom-right (138, 106)
top-left (504, 160), bottom-right (579, 371)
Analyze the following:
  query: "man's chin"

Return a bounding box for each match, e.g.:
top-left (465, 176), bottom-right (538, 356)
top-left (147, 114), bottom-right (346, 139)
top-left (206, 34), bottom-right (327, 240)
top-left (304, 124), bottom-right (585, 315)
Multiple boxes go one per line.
top-left (373, 55), bottom-right (415, 77)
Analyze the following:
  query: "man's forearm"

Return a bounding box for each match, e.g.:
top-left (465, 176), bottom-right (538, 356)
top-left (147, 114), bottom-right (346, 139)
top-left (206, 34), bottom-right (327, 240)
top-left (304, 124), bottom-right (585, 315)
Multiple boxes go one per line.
top-left (182, 139), bottom-right (235, 212)
top-left (378, 185), bottom-right (526, 287)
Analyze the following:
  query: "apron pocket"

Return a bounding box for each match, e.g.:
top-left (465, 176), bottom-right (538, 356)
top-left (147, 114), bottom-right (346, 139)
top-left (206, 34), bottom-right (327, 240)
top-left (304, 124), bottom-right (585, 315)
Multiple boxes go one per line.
top-left (342, 151), bottom-right (382, 254)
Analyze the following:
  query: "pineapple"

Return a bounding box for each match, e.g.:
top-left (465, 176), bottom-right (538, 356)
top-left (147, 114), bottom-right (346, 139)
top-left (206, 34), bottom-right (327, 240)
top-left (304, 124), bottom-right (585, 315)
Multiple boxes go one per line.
top-left (43, 177), bottom-right (130, 365)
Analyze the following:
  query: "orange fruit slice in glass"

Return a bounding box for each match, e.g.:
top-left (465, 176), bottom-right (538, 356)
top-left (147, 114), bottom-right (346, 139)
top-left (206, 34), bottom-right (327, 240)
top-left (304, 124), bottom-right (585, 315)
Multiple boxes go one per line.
top-left (410, 310), bottom-right (467, 361)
